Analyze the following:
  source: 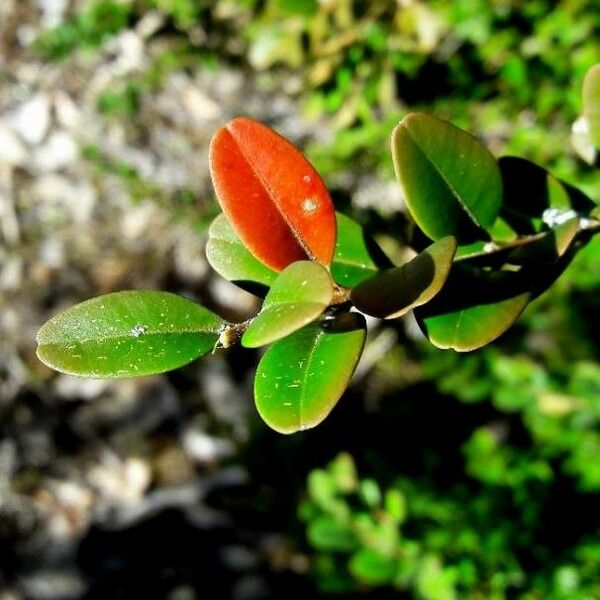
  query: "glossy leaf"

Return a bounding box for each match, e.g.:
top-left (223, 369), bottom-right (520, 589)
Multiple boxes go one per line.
top-left (498, 157), bottom-right (550, 233)
top-left (332, 212), bottom-right (392, 287)
top-left (206, 213), bottom-right (277, 294)
top-left (254, 312), bottom-right (366, 434)
top-left (415, 266), bottom-right (531, 351)
top-left (392, 113), bottom-right (502, 242)
top-left (459, 219), bottom-right (581, 269)
top-left (508, 219), bottom-right (580, 264)
top-left (209, 117), bottom-right (336, 271)
top-left (242, 261), bottom-right (333, 348)
top-left (351, 236), bottom-right (456, 319)
top-left (37, 291), bottom-right (224, 378)
top-left (583, 63), bottom-right (600, 149)
top-left (499, 157), bottom-right (595, 234)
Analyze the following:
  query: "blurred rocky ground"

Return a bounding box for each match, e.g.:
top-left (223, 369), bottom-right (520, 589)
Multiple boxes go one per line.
top-left (0, 2), bottom-right (348, 598)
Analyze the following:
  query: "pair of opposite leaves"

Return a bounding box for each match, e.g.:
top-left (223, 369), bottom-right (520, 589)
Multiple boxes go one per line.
top-left (210, 117), bottom-right (542, 358)
top-left (209, 116), bottom-right (460, 330)
top-left (34, 115), bottom-right (527, 434)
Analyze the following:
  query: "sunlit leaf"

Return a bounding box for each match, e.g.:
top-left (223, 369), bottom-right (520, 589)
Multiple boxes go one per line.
top-left (242, 261), bottom-right (333, 348)
top-left (349, 549), bottom-right (396, 585)
top-left (583, 63), bottom-right (600, 149)
top-left (206, 213), bottom-right (277, 294)
top-left (254, 312), bottom-right (366, 434)
top-left (332, 212), bottom-right (392, 287)
top-left (209, 117), bottom-right (336, 271)
top-left (37, 291), bottom-right (223, 378)
top-left (415, 266), bottom-right (531, 351)
top-left (351, 236), bottom-right (456, 319)
top-left (392, 113), bottom-right (502, 242)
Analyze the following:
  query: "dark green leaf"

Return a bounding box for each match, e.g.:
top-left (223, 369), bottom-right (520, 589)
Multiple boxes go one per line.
top-left (242, 261), bottom-right (333, 348)
top-left (254, 313), bottom-right (366, 433)
top-left (415, 266), bottom-right (531, 351)
top-left (351, 237), bottom-right (456, 319)
top-left (206, 213), bottom-right (277, 295)
top-left (332, 212), bottom-right (392, 287)
top-left (498, 157), bottom-right (550, 233)
top-left (459, 219), bottom-right (581, 269)
top-left (37, 291), bottom-right (223, 378)
top-left (499, 157), bottom-right (595, 234)
top-left (392, 113), bottom-right (502, 242)
top-left (508, 219), bottom-right (580, 264)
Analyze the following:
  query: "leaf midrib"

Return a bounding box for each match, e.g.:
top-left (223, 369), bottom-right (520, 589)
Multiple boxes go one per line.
top-left (297, 327), bottom-right (324, 430)
top-left (403, 126), bottom-right (480, 227)
top-left (38, 327), bottom-right (219, 346)
top-left (230, 130), bottom-right (315, 261)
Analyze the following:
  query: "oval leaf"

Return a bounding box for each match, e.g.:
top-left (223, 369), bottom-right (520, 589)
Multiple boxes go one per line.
top-left (254, 312), bottom-right (366, 434)
top-left (459, 219), bottom-right (581, 269)
top-left (414, 266), bottom-right (531, 351)
top-left (498, 156), bottom-right (550, 233)
top-left (332, 212), bottom-right (392, 287)
top-left (37, 291), bottom-right (224, 378)
top-left (351, 236), bottom-right (456, 319)
top-left (242, 261), bottom-right (333, 348)
top-left (508, 219), bottom-right (580, 265)
top-left (392, 113), bottom-right (502, 242)
top-left (209, 117), bottom-right (336, 271)
top-left (206, 213), bottom-right (277, 294)
top-left (499, 157), bottom-right (596, 234)
top-left (583, 63), bottom-right (600, 149)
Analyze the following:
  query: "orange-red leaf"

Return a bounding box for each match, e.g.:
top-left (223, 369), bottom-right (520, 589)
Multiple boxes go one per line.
top-left (209, 117), bottom-right (336, 271)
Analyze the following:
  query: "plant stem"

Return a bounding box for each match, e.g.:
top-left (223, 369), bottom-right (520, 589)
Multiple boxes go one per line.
top-left (456, 218), bottom-right (600, 265)
top-left (217, 318), bottom-right (254, 349)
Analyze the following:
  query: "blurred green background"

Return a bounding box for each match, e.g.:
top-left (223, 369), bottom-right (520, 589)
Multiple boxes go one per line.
top-left (1, 0), bottom-right (599, 598)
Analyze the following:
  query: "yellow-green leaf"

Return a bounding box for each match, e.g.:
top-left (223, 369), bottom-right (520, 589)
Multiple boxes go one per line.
top-left (254, 313), bottom-right (366, 433)
top-left (37, 291), bottom-right (223, 378)
top-left (242, 261), bottom-right (333, 348)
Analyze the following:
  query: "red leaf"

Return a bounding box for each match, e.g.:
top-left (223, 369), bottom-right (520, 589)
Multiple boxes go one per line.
top-left (209, 117), bottom-right (336, 271)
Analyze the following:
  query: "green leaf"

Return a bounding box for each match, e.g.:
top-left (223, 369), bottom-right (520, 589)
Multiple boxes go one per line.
top-left (351, 236), bottom-right (456, 319)
top-left (207, 211), bottom-right (392, 294)
top-left (242, 261), bottom-right (333, 348)
top-left (206, 213), bottom-right (278, 294)
top-left (332, 212), bottom-right (392, 287)
top-left (349, 549), bottom-right (396, 586)
top-left (392, 113), bottom-right (502, 242)
top-left (415, 266), bottom-right (531, 351)
top-left (508, 219), bottom-right (580, 264)
top-left (583, 63), bottom-right (600, 149)
top-left (459, 219), bottom-right (581, 269)
top-left (329, 452), bottom-right (358, 493)
top-left (498, 157), bottom-right (550, 233)
top-left (307, 516), bottom-right (357, 552)
top-left (36, 291), bottom-right (224, 378)
top-left (416, 555), bottom-right (457, 600)
top-left (254, 312), bottom-right (366, 433)
top-left (359, 479), bottom-right (382, 507)
top-left (384, 489), bottom-right (407, 523)
top-left (499, 157), bottom-right (595, 234)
